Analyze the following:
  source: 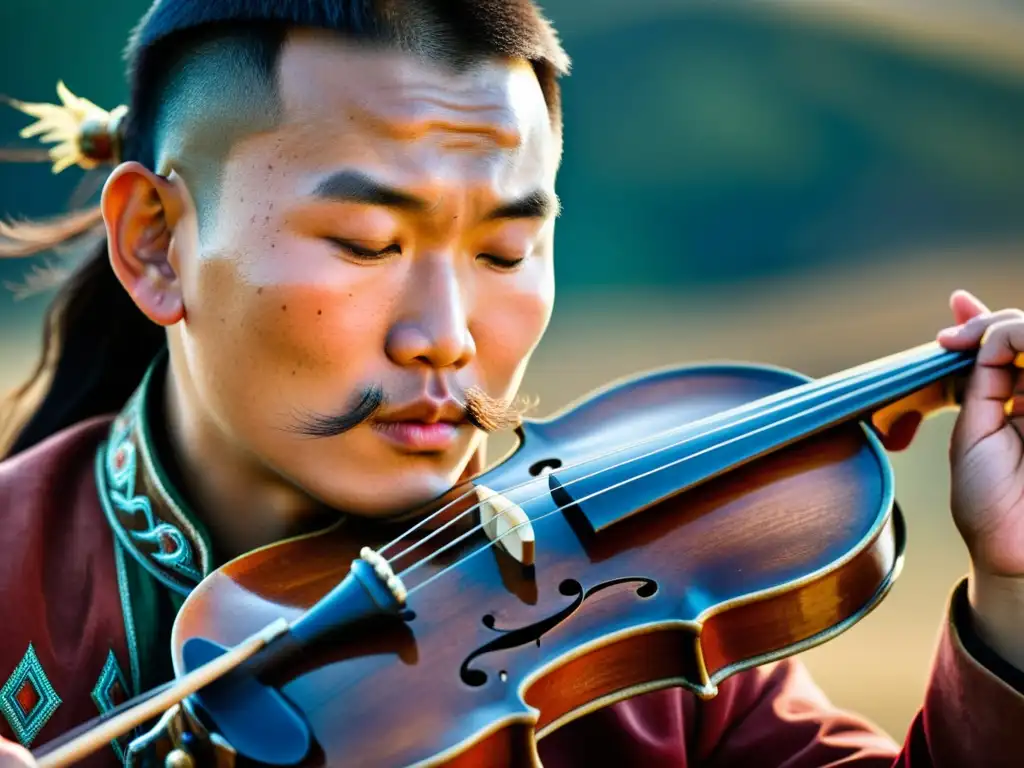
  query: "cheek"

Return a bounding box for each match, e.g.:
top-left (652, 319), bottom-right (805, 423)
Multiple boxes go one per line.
top-left (473, 265), bottom-right (554, 389)
top-left (183, 244), bottom-right (394, 382)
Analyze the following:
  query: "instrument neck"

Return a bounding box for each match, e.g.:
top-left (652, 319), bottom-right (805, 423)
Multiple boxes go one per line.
top-left (712, 340), bottom-right (972, 451)
top-left (550, 342), bottom-right (973, 533)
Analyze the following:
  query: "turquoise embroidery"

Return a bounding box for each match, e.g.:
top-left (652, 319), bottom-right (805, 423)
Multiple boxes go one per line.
top-left (111, 537), bottom-right (142, 698)
top-left (91, 650), bottom-right (130, 762)
top-left (103, 398), bottom-right (201, 585)
top-left (0, 644), bottom-right (61, 747)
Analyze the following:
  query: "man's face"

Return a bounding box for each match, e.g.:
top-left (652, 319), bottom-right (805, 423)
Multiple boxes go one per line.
top-left (169, 31), bottom-right (559, 517)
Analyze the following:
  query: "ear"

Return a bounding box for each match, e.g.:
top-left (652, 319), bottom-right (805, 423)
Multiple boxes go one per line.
top-left (101, 161), bottom-right (188, 326)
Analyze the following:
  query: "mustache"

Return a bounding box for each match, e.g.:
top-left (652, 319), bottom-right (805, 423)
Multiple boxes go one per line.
top-left (288, 386), bottom-right (386, 438)
top-left (286, 385), bottom-right (535, 439)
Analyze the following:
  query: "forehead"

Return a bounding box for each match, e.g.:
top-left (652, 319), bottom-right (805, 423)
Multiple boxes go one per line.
top-left (260, 29), bottom-right (558, 193)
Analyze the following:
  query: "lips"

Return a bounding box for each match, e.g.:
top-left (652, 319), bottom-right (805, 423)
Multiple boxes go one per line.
top-left (373, 421), bottom-right (461, 451)
top-left (372, 398), bottom-right (467, 452)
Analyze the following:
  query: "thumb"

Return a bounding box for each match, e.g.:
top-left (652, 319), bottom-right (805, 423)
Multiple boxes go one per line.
top-left (0, 738), bottom-right (35, 768)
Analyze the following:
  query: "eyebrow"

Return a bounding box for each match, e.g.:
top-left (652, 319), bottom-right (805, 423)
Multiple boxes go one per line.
top-left (312, 170), bottom-right (559, 221)
top-left (313, 170), bottom-right (426, 211)
top-left (485, 189), bottom-right (560, 221)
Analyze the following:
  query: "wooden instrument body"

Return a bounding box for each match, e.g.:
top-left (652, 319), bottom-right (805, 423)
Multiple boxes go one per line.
top-left (171, 363), bottom-right (905, 767)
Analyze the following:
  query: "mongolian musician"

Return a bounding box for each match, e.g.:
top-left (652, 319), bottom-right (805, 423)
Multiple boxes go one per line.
top-left (0, 1), bottom-right (1023, 765)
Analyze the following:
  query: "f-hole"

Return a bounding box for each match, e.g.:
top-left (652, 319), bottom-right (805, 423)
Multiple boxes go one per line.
top-left (529, 459), bottom-right (562, 477)
top-left (460, 577), bottom-right (658, 687)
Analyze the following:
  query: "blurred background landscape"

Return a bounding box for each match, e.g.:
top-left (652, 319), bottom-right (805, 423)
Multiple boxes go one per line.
top-left (2, 0), bottom-right (1024, 742)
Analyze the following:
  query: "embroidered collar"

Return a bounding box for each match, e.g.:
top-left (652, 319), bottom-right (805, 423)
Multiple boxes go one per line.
top-left (95, 353), bottom-right (213, 596)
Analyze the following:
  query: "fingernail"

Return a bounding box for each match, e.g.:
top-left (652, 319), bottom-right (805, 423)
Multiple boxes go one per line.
top-left (938, 326), bottom-right (960, 338)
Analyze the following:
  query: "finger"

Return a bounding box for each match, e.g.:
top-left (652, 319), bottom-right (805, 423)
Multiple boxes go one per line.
top-left (0, 740), bottom-right (35, 768)
top-left (977, 319), bottom-right (1024, 368)
top-left (956, 320), bottom-right (1024, 446)
top-left (950, 289), bottom-right (990, 326)
top-left (937, 308), bottom-right (1024, 349)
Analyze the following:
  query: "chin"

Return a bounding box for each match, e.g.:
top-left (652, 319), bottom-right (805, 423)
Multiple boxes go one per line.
top-left (315, 466), bottom-right (463, 520)
top-left (283, 428), bottom-right (480, 520)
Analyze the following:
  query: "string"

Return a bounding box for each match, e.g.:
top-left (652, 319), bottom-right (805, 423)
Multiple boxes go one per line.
top-left (387, 343), bottom-right (950, 568)
top-left (381, 343), bottom-right (949, 568)
top-left (396, 344), bottom-right (964, 592)
top-left (376, 348), bottom-right (930, 558)
top-left (377, 486), bottom-right (483, 558)
top-left (381, 344), bottom-right (940, 561)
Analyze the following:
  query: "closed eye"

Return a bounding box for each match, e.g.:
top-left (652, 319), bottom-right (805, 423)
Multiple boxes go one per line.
top-left (327, 238), bottom-right (402, 262)
top-left (478, 253), bottom-right (526, 271)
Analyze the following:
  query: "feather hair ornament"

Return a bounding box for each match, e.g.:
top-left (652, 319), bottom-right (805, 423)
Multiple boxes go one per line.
top-left (2, 81), bottom-right (127, 174)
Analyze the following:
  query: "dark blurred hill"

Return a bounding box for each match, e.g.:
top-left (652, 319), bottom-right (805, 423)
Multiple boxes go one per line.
top-left (552, 2), bottom-right (1024, 288)
top-left (1, 0), bottom-right (1022, 301)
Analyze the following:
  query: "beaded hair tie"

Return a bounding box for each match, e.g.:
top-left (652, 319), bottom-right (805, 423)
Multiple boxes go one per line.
top-left (4, 81), bottom-right (128, 174)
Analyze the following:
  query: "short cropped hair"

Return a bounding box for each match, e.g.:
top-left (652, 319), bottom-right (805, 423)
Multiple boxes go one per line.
top-left (0, 0), bottom-right (570, 457)
top-left (124, 0), bottom-right (569, 172)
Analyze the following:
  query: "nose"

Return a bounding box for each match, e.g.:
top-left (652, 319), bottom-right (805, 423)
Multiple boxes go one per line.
top-left (386, 258), bottom-right (476, 370)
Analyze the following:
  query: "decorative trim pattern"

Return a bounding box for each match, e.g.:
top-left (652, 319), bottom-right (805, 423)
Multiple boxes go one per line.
top-left (105, 397), bottom-right (202, 585)
top-left (95, 353), bottom-right (214, 597)
top-left (133, 400), bottom-right (211, 577)
top-left (110, 529), bottom-right (141, 699)
top-left (91, 650), bottom-right (131, 762)
top-left (97, 442), bottom-right (190, 604)
top-left (0, 644), bottom-right (61, 747)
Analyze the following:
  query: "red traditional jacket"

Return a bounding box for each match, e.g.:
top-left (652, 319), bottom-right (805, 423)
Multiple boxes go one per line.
top-left (1, 358), bottom-right (1024, 766)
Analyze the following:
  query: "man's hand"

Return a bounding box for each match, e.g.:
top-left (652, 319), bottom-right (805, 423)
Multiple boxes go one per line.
top-left (936, 289), bottom-right (1024, 671)
top-left (0, 737), bottom-right (35, 767)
